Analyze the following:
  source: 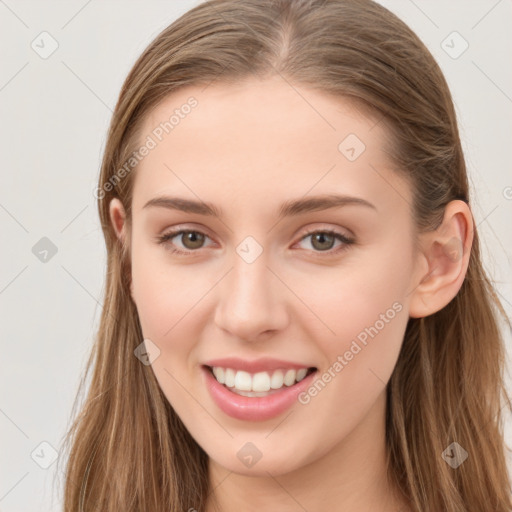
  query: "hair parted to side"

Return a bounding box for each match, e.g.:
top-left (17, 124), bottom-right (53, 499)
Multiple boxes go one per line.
top-left (59, 0), bottom-right (512, 510)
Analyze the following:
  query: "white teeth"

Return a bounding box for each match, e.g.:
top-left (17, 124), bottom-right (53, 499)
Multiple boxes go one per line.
top-left (224, 368), bottom-right (235, 388)
top-left (270, 370), bottom-right (284, 389)
top-left (252, 371), bottom-right (271, 391)
top-left (283, 369), bottom-right (296, 386)
top-left (296, 368), bottom-right (308, 381)
top-left (212, 367), bottom-right (225, 384)
top-left (234, 371), bottom-right (252, 391)
top-left (210, 366), bottom-right (313, 392)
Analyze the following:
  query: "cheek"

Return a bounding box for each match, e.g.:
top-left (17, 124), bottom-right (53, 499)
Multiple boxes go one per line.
top-left (130, 241), bottom-right (223, 396)
top-left (130, 246), bottom-right (209, 404)
top-left (289, 241), bottom-right (413, 395)
top-left (290, 262), bottom-right (410, 445)
top-left (291, 242), bottom-right (412, 341)
top-left (130, 240), bottom-right (202, 334)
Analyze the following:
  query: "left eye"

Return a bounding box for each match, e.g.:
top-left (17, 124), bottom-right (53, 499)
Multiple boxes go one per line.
top-left (156, 229), bottom-right (354, 255)
top-left (296, 230), bottom-right (354, 253)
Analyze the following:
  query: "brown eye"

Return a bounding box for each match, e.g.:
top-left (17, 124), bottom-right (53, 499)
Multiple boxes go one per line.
top-left (157, 229), bottom-right (213, 255)
top-left (179, 231), bottom-right (205, 250)
top-left (309, 232), bottom-right (336, 251)
top-left (296, 229), bottom-right (355, 256)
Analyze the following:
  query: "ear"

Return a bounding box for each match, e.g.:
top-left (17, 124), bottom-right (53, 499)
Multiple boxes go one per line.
top-left (109, 197), bottom-right (126, 242)
top-left (109, 198), bottom-right (135, 299)
top-left (408, 200), bottom-right (474, 318)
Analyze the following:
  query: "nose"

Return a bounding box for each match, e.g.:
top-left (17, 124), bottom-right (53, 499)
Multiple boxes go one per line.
top-left (213, 252), bottom-right (289, 342)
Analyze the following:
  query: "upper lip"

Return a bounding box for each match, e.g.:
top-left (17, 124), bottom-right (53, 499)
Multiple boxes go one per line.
top-left (202, 357), bottom-right (317, 373)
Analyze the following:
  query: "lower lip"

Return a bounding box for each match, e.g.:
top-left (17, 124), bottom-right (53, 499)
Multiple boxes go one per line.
top-left (202, 366), bottom-right (317, 421)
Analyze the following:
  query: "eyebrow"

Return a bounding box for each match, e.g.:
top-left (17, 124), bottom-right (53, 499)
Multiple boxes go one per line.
top-left (142, 194), bottom-right (377, 218)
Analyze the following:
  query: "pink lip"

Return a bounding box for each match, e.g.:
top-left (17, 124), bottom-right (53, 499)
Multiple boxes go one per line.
top-left (201, 365), bottom-right (317, 421)
top-left (202, 356), bottom-right (316, 373)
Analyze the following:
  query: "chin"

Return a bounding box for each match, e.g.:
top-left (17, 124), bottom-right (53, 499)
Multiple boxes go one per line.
top-left (208, 444), bottom-right (312, 477)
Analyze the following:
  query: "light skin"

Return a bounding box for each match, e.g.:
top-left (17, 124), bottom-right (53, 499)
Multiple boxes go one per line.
top-left (109, 75), bottom-right (473, 512)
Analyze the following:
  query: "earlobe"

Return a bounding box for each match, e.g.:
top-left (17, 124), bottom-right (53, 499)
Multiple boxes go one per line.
top-left (109, 198), bottom-right (126, 242)
top-left (408, 200), bottom-right (474, 318)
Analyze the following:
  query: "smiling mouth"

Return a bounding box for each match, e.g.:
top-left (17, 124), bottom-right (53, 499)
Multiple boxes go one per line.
top-left (204, 364), bottom-right (317, 397)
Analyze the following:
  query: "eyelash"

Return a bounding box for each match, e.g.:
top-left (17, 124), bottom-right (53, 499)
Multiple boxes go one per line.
top-left (156, 227), bottom-right (355, 257)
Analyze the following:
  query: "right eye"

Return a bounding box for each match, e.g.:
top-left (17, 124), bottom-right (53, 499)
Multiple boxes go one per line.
top-left (156, 229), bottom-right (215, 255)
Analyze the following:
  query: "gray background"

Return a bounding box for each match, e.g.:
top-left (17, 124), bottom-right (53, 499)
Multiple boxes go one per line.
top-left (0, 1), bottom-right (511, 510)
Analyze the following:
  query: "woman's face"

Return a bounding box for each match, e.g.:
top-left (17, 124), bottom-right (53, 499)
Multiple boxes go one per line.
top-left (111, 76), bottom-right (426, 476)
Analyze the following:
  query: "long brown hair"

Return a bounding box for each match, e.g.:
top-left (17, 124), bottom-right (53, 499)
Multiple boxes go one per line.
top-left (59, 0), bottom-right (512, 510)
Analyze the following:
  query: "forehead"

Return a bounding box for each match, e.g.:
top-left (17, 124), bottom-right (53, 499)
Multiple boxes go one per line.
top-left (130, 76), bottom-right (411, 220)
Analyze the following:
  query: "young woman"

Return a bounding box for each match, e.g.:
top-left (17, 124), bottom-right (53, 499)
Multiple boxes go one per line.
top-left (60, 0), bottom-right (512, 510)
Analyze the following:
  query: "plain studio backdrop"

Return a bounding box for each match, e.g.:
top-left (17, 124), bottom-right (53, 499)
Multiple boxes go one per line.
top-left (0, 1), bottom-right (511, 510)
